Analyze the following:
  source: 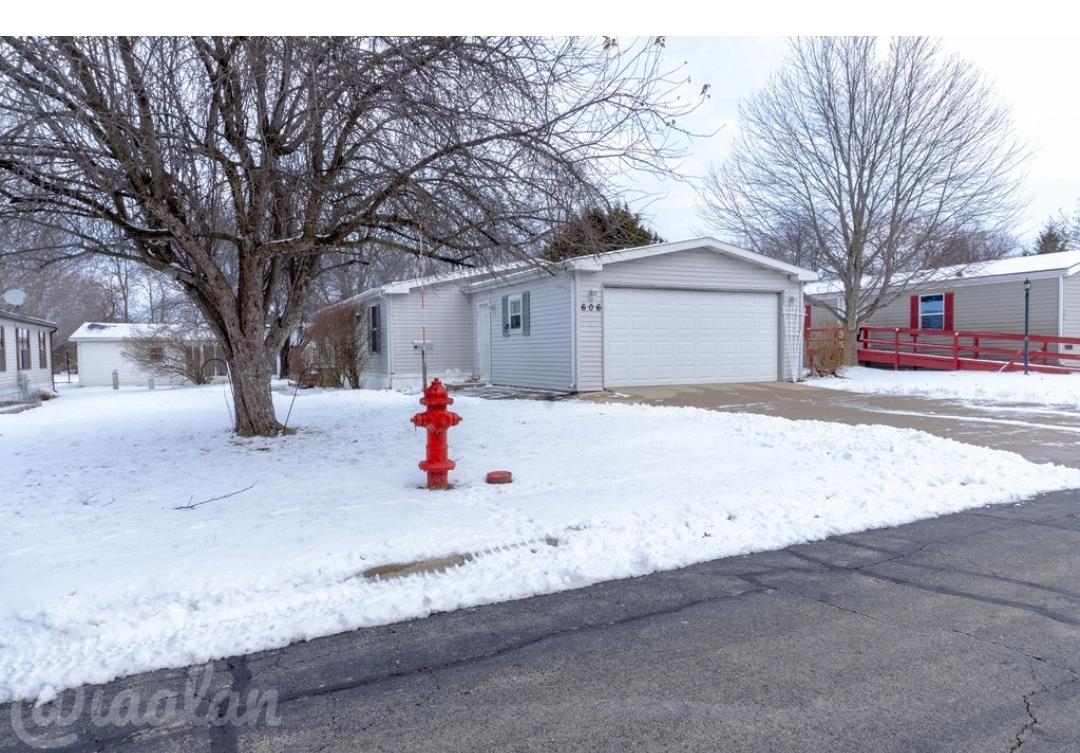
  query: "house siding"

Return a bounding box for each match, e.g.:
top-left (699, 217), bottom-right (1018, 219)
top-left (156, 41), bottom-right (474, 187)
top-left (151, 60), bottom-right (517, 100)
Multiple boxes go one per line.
top-left (485, 275), bottom-right (574, 391)
top-left (1061, 274), bottom-right (1080, 339)
top-left (0, 319), bottom-right (54, 401)
top-left (574, 270), bottom-right (604, 391)
top-left (76, 340), bottom-right (156, 387)
top-left (593, 248), bottom-right (804, 382)
top-left (866, 278), bottom-right (1060, 335)
top-left (357, 297), bottom-right (390, 388)
top-left (388, 283), bottom-right (474, 387)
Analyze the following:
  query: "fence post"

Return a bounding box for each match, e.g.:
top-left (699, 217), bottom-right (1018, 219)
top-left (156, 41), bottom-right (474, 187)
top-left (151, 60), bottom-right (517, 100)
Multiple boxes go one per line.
top-left (893, 328), bottom-right (900, 370)
top-left (953, 332), bottom-right (960, 370)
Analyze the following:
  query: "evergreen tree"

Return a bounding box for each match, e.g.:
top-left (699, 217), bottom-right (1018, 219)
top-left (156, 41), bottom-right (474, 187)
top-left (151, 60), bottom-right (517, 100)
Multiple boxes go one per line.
top-left (543, 205), bottom-right (663, 261)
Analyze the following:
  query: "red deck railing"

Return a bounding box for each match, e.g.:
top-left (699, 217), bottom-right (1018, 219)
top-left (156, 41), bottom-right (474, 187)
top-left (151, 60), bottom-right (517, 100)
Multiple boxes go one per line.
top-left (855, 326), bottom-right (1080, 374)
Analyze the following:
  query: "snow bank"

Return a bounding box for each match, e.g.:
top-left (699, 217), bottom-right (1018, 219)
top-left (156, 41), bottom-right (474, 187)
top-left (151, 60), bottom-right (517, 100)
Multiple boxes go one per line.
top-left (810, 366), bottom-right (1080, 407)
top-left (2, 384), bottom-right (1079, 702)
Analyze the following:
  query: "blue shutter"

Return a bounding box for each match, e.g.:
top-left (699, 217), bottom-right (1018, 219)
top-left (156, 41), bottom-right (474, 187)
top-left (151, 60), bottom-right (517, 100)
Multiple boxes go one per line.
top-left (501, 295), bottom-right (510, 336)
top-left (522, 291), bottom-right (531, 336)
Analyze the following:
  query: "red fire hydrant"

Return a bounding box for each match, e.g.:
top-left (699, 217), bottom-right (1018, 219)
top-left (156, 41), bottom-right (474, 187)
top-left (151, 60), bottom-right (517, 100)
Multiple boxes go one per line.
top-left (411, 378), bottom-right (462, 489)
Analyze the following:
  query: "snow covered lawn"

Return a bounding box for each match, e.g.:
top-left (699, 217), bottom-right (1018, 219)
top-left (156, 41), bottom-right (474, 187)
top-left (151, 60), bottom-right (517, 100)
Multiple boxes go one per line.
top-left (810, 366), bottom-right (1080, 408)
top-left (3, 384), bottom-right (1080, 703)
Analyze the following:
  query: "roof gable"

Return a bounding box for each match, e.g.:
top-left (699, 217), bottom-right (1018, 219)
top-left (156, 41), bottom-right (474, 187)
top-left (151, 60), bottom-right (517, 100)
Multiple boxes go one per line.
top-left (569, 237), bottom-right (817, 281)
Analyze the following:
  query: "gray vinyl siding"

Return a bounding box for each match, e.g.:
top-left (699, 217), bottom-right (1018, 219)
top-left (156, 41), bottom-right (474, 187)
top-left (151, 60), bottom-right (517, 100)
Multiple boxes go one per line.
top-left (807, 297), bottom-right (843, 327)
top-left (357, 297), bottom-right (390, 383)
top-left (0, 319), bottom-right (54, 400)
top-left (592, 248), bottom-right (804, 382)
top-left (866, 278), bottom-right (1060, 335)
top-left (1061, 275), bottom-right (1080, 339)
top-left (574, 270), bottom-right (604, 391)
top-left (486, 276), bottom-right (573, 391)
top-left (601, 247), bottom-right (801, 294)
top-left (388, 283), bottom-right (474, 382)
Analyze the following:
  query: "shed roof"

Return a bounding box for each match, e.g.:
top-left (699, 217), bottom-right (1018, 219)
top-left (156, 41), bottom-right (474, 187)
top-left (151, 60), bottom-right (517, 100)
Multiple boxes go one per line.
top-left (69, 322), bottom-right (216, 342)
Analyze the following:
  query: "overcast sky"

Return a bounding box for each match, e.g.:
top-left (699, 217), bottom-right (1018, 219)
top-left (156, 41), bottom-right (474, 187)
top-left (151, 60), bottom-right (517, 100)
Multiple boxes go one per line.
top-left (626, 36), bottom-right (1080, 251)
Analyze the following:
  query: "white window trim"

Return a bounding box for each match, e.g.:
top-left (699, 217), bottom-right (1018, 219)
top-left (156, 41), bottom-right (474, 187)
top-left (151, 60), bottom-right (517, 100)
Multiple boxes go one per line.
top-left (919, 293), bottom-right (945, 330)
top-left (508, 294), bottom-right (523, 331)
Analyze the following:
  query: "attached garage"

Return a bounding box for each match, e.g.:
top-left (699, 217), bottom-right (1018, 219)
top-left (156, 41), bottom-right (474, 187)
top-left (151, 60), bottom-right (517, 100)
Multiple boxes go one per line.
top-left (603, 288), bottom-right (779, 386)
top-left (349, 237), bottom-right (816, 391)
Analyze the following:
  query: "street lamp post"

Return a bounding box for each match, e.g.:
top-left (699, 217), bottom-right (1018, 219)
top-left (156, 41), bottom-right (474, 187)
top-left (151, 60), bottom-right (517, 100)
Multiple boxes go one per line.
top-left (1023, 278), bottom-right (1031, 375)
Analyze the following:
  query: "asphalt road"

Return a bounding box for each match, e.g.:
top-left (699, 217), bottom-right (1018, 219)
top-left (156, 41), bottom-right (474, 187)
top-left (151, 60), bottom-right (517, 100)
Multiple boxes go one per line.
top-left (6, 490), bottom-right (1080, 752)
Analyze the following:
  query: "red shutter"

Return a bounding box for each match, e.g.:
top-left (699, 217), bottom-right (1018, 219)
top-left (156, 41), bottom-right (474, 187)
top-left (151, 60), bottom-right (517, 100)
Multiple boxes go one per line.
top-left (943, 292), bottom-right (954, 332)
top-left (909, 295), bottom-right (919, 329)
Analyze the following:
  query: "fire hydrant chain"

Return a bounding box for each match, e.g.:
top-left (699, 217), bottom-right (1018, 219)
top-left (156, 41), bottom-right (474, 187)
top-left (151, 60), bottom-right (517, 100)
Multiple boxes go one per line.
top-left (411, 379), bottom-right (462, 489)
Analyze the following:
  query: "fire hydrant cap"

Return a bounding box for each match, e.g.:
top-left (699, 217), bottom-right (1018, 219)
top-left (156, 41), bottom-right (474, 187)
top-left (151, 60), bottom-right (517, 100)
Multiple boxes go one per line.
top-left (485, 470), bottom-right (513, 484)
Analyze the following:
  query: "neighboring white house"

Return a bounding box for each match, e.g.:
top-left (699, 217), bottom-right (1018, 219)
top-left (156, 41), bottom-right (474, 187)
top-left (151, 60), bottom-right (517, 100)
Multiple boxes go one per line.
top-left (69, 323), bottom-right (228, 387)
top-left (342, 237), bottom-right (816, 391)
top-left (0, 310), bottom-right (56, 401)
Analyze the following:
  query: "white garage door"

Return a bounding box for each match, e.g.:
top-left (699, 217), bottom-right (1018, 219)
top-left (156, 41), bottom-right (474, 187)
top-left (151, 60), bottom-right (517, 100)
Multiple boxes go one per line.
top-left (603, 288), bottom-right (779, 387)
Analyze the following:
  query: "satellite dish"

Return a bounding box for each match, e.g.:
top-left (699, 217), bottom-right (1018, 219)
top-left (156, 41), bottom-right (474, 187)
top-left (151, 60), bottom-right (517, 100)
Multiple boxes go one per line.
top-left (2, 289), bottom-right (27, 307)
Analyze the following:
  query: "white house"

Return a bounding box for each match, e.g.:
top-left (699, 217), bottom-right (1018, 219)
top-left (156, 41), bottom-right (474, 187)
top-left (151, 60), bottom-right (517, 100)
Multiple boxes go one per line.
top-left (343, 237), bottom-right (817, 391)
top-left (69, 323), bottom-right (228, 387)
top-left (0, 310), bottom-right (56, 401)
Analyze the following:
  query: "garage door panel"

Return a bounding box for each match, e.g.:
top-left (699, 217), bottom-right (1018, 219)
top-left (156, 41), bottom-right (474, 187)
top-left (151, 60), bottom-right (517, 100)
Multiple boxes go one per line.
top-left (603, 288), bottom-right (778, 387)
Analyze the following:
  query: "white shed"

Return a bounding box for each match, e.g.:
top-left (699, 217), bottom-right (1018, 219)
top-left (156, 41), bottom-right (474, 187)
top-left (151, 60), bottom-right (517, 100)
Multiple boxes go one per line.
top-left (341, 238), bottom-right (815, 392)
top-left (69, 323), bottom-right (226, 387)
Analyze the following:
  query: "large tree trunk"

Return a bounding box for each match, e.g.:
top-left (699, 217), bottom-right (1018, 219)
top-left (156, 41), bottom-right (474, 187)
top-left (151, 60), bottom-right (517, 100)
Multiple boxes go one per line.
top-left (842, 325), bottom-right (859, 367)
top-left (227, 333), bottom-right (282, 437)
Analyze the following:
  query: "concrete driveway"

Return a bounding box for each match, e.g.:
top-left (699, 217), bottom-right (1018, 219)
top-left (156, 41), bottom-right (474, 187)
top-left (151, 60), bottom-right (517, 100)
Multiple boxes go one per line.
top-left (589, 381), bottom-right (1080, 468)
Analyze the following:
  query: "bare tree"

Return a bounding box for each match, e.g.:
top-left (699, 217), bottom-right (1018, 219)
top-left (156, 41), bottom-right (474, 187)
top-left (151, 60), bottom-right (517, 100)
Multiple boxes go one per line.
top-left (122, 324), bottom-right (225, 385)
top-left (301, 302), bottom-right (364, 389)
top-left (924, 227), bottom-right (1017, 267)
top-left (0, 36), bottom-right (697, 435)
top-left (701, 37), bottom-right (1025, 360)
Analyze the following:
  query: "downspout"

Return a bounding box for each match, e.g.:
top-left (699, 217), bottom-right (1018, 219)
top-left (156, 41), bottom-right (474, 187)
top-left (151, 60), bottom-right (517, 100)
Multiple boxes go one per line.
top-left (570, 271), bottom-right (578, 391)
top-left (49, 327), bottom-right (57, 393)
top-left (385, 295), bottom-right (395, 390)
top-left (1059, 275), bottom-right (1065, 337)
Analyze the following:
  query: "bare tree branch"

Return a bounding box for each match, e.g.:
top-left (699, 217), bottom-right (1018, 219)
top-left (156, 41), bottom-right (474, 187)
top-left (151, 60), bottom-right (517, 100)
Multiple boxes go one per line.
top-left (701, 37), bottom-right (1026, 360)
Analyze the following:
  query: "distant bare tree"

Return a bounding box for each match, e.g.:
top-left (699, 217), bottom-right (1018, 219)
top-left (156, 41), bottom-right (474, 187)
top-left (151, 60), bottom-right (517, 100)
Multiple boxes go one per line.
top-left (0, 36), bottom-right (698, 434)
top-left (121, 324), bottom-right (223, 385)
top-left (924, 228), bottom-right (1017, 267)
top-left (702, 37), bottom-right (1025, 360)
top-left (302, 302), bottom-right (363, 389)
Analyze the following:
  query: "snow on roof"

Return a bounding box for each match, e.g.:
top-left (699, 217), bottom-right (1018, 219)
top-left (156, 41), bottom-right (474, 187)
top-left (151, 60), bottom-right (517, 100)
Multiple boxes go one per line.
top-left (341, 237), bottom-right (817, 306)
top-left (806, 249), bottom-right (1080, 297)
top-left (69, 322), bottom-right (216, 341)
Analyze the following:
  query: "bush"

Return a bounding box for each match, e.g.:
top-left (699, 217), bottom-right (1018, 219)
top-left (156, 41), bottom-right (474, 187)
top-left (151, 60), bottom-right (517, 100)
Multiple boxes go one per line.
top-left (806, 325), bottom-right (845, 376)
top-left (304, 304), bottom-right (363, 389)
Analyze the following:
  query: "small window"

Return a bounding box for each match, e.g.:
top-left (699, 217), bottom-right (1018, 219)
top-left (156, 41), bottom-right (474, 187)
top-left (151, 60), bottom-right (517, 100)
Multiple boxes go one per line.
top-left (148, 345), bottom-right (165, 363)
top-left (16, 327), bottom-right (31, 370)
top-left (508, 295), bottom-right (523, 331)
top-left (369, 305), bottom-right (381, 354)
top-left (38, 331), bottom-right (47, 369)
top-left (919, 294), bottom-right (944, 330)
top-left (0, 327), bottom-right (6, 372)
